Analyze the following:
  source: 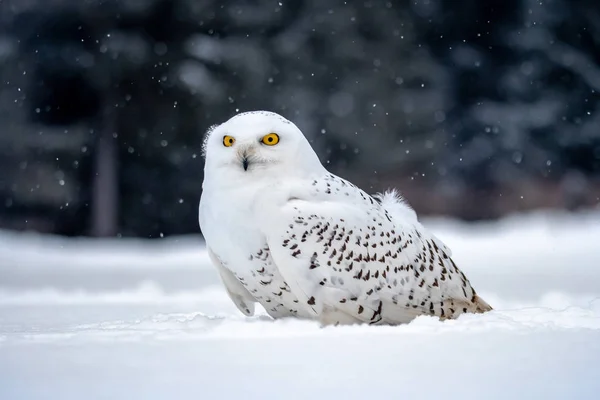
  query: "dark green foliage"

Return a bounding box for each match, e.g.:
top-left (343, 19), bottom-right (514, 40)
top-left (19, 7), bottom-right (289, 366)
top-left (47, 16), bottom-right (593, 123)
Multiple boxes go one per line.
top-left (0, 0), bottom-right (598, 236)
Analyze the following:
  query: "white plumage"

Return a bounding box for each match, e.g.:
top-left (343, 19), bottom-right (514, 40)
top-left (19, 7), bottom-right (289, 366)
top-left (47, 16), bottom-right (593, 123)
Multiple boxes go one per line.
top-left (198, 111), bottom-right (492, 325)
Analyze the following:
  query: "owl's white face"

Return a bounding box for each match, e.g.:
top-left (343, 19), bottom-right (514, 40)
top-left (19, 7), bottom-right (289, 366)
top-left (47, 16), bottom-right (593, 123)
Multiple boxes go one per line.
top-left (202, 111), bottom-right (324, 184)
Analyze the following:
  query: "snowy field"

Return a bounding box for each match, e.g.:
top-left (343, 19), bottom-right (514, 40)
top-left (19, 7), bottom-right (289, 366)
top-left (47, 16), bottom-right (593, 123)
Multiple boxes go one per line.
top-left (1, 209), bottom-right (600, 400)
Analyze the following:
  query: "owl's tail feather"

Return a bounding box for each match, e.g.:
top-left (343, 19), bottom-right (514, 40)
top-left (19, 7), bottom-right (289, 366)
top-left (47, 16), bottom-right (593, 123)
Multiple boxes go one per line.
top-left (438, 294), bottom-right (493, 321)
top-left (472, 294), bottom-right (493, 313)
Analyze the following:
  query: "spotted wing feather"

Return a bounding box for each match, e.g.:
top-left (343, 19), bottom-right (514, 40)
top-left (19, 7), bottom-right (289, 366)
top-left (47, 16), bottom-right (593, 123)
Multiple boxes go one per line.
top-left (262, 174), bottom-right (490, 325)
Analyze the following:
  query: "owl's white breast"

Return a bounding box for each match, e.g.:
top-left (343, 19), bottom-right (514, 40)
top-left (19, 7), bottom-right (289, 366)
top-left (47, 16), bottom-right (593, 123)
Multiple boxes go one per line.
top-left (199, 183), bottom-right (267, 275)
top-left (199, 180), bottom-right (315, 318)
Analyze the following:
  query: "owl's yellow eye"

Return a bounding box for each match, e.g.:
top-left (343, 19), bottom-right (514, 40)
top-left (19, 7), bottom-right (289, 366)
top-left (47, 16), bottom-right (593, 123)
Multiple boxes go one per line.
top-left (223, 135), bottom-right (235, 147)
top-left (261, 133), bottom-right (279, 146)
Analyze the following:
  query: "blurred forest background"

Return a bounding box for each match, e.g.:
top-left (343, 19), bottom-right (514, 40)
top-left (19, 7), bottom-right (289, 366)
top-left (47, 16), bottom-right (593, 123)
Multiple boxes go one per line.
top-left (0, 0), bottom-right (599, 238)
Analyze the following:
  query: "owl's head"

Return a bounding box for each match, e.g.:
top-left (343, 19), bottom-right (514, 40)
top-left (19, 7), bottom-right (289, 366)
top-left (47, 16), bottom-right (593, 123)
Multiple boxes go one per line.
top-left (201, 111), bottom-right (324, 181)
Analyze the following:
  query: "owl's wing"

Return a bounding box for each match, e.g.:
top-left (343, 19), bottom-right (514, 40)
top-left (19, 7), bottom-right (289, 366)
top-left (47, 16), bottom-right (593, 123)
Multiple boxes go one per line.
top-left (259, 175), bottom-right (489, 324)
top-left (207, 247), bottom-right (256, 316)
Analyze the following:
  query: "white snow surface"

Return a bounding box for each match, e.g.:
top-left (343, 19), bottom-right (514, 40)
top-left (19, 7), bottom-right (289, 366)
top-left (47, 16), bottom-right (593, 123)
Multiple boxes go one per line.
top-left (1, 209), bottom-right (600, 399)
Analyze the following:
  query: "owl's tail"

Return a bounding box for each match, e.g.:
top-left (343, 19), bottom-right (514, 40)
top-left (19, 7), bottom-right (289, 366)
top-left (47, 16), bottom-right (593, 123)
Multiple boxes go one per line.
top-left (471, 294), bottom-right (493, 313)
top-left (437, 294), bottom-right (493, 321)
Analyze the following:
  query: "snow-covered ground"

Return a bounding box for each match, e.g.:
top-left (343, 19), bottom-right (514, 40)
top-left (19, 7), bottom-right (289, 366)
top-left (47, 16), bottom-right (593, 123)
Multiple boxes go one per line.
top-left (1, 209), bottom-right (599, 399)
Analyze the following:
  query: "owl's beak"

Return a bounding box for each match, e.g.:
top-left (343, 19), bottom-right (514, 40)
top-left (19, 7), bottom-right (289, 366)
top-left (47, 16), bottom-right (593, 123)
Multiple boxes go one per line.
top-left (238, 147), bottom-right (255, 171)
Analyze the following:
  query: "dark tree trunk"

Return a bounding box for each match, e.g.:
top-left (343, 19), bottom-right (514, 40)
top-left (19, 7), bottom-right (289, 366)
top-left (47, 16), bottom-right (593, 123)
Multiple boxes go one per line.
top-left (90, 98), bottom-right (118, 237)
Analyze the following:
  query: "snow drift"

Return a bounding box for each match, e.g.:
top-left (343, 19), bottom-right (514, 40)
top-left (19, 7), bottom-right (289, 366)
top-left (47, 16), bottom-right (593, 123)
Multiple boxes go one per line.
top-left (0, 209), bottom-right (599, 399)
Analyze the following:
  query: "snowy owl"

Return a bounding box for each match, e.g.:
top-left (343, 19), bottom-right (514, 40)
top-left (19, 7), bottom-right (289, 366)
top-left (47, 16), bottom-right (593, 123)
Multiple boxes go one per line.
top-left (198, 111), bottom-right (492, 326)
